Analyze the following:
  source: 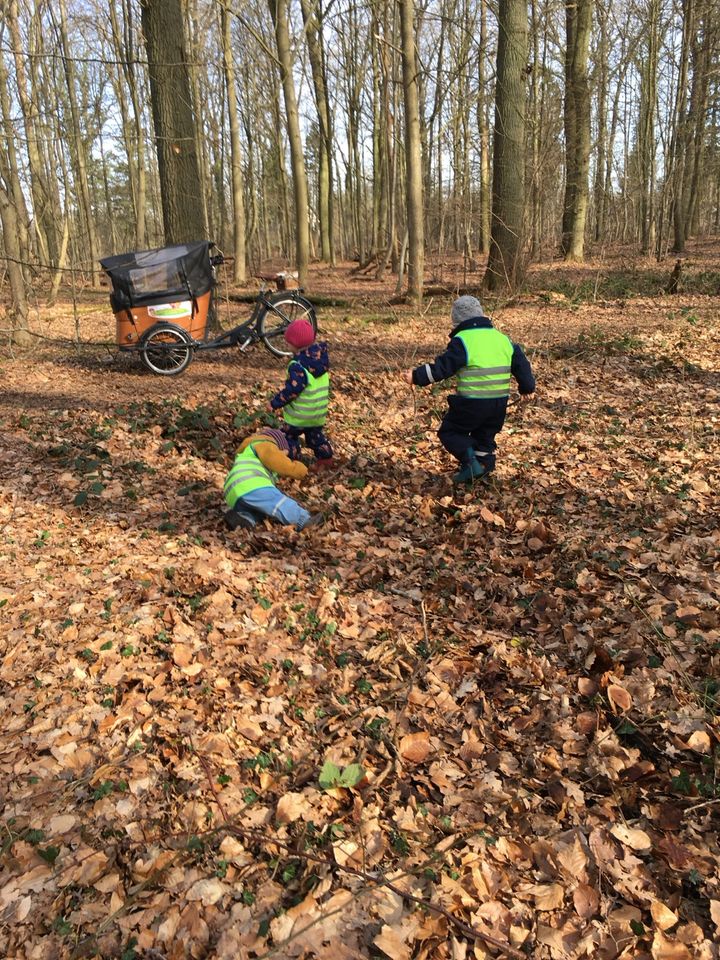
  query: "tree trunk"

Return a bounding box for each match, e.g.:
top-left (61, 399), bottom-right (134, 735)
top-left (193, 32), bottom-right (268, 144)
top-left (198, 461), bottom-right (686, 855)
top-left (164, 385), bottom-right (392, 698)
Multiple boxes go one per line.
top-left (269, 0), bottom-right (310, 288)
top-left (561, 0), bottom-right (593, 261)
top-left (54, 0), bottom-right (100, 283)
top-left (0, 42), bottom-right (31, 267)
top-left (484, 0), bottom-right (528, 292)
top-left (141, 0), bottom-right (206, 245)
top-left (221, 1), bottom-right (247, 282)
top-left (7, 0), bottom-right (58, 266)
top-left (0, 184), bottom-right (30, 343)
top-left (637, 0), bottom-right (659, 254)
top-left (592, 3), bottom-right (608, 244)
top-left (300, 0), bottom-right (334, 264)
top-left (671, 0), bottom-right (694, 253)
top-left (398, 0), bottom-right (424, 303)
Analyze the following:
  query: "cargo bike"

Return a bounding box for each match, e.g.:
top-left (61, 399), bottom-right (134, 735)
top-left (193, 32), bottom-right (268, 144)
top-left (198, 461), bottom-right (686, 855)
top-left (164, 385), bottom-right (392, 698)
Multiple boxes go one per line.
top-left (100, 240), bottom-right (317, 376)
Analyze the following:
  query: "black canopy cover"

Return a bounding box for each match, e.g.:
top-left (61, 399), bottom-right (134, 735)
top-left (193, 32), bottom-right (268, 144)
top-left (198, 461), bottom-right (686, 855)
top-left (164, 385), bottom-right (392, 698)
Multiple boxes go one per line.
top-left (100, 241), bottom-right (213, 311)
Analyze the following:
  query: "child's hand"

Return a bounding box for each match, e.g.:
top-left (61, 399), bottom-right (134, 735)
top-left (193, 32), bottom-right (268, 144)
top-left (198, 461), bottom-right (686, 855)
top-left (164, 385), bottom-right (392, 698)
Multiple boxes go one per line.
top-left (518, 392), bottom-right (535, 404)
top-left (266, 401), bottom-right (274, 413)
top-left (404, 369), bottom-right (414, 385)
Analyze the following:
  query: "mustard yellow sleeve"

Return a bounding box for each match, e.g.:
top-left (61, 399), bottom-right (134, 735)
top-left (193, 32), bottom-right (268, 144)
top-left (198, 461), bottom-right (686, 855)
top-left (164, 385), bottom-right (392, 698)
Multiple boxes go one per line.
top-left (254, 441), bottom-right (308, 480)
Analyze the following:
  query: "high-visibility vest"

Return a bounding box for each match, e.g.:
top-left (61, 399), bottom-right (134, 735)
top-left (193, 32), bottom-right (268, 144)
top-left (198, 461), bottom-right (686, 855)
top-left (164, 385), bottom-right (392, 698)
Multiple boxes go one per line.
top-left (284, 366), bottom-right (330, 427)
top-left (223, 442), bottom-right (275, 509)
top-left (454, 328), bottom-right (514, 399)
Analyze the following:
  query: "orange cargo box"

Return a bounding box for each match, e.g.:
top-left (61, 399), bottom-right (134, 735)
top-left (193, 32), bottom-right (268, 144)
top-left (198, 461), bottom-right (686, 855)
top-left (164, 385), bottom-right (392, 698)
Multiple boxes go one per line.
top-left (115, 290), bottom-right (211, 348)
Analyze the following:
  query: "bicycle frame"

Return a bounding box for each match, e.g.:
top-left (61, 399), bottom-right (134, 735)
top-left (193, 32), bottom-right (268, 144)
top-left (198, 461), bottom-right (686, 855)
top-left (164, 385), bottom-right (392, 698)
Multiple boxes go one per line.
top-left (192, 285), bottom-right (298, 352)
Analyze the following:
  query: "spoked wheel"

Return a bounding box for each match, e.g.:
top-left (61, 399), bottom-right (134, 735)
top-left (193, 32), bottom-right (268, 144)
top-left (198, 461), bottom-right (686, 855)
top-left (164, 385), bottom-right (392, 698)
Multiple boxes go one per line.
top-left (258, 293), bottom-right (317, 358)
top-left (140, 323), bottom-right (194, 376)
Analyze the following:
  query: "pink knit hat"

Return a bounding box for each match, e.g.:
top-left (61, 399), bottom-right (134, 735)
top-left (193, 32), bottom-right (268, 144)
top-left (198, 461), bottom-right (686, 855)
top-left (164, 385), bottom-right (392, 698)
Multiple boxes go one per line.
top-left (284, 319), bottom-right (315, 350)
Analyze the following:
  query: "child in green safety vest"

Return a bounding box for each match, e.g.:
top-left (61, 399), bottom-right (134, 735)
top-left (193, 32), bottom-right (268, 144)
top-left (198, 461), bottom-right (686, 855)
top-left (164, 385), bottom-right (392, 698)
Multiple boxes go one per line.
top-left (267, 319), bottom-right (336, 472)
top-left (404, 296), bottom-right (535, 483)
top-left (224, 427), bottom-right (323, 531)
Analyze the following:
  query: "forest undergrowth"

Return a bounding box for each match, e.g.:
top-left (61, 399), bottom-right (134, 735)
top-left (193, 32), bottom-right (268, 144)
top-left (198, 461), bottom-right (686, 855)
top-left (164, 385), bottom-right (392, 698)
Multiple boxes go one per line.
top-left (0, 249), bottom-right (718, 959)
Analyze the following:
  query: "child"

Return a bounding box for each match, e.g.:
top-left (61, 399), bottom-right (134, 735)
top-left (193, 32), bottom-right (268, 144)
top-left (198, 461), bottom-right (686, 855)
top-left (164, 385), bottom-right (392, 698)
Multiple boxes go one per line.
top-left (405, 296), bottom-right (535, 483)
top-left (267, 318), bottom-right (336, 471)
top-left (223, 427), bottom-right (323, 531)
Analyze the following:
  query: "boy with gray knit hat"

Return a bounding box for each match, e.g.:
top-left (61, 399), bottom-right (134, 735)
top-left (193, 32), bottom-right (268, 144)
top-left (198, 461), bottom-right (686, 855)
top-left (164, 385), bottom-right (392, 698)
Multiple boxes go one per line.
top-left (404, 295), bottom-right (535, 483)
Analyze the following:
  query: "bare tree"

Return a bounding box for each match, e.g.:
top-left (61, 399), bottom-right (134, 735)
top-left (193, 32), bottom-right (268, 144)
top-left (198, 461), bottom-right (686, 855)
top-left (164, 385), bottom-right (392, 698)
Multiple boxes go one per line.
top-left (141, 0), bottom-right (206, 244)
top-left (268, 0), bottom-right (310, 287)
top-left (399, 0), bottom-right (424, 302)
top-left (484, 0), bottom-right (528, 291)
top-left (561, 0), bottom-right (592, 260)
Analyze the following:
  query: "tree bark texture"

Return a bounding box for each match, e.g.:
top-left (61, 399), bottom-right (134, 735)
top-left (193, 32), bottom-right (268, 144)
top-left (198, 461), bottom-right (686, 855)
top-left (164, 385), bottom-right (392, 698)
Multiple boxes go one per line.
top-left (561, 0), bottom-right (592, 261)
top-left (269, 0), bottom-right (310, 287)
top-left (221, 1), bottom-right (247, 282)
top-left (141, 0), bottom-right (206, 246)
top-left (398, 0), bottom-right (424, 302)
top-left (484, 0), bottom-right (528, 292)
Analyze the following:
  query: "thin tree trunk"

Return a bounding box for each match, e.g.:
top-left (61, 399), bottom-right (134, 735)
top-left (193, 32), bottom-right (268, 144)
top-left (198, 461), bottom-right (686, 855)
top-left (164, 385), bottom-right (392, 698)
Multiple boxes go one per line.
top-left (398, 0), bottom-right (424, 302)
top-left (269, 0), bottom-right (310, 287)
top-left (638, 0), bottom-right (660, 254)
top-left (561, 0), bottom-right (593, 261)
top-left (484, 0), bottom-right (528, 292)
top-left (221, 1), bottom-right (247, 281)
top-left (7, 0), bottom-right (57, 265)
top-left (671, 0), bottom-right (694, 253)
top-left (54, 0), bottom-right (100, 283)
top-left (300, 0), bottom-right (334, 263)
top-left (0, 185), bottom-right (30, 343)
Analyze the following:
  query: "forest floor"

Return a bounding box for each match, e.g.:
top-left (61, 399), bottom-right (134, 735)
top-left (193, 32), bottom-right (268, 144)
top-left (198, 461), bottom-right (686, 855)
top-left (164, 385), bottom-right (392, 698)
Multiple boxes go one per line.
top-left (0, 239), bottom-right (719, 960)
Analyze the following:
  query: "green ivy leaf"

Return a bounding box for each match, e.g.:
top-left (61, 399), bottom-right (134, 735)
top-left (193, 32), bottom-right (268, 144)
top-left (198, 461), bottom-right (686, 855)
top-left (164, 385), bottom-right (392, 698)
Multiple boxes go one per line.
top-left (339, 764), bottom-right (365, 788)
top-left (38, 845), bottom-right (60, 865)
top-left (318, 761), bottom-right (342, 790)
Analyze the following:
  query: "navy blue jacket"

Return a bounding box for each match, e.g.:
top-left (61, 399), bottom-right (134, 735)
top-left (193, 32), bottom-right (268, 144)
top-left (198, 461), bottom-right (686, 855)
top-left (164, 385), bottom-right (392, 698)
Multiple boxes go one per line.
top-left (270, 342), bottom-right (330, 409)
top-left (411, 317), bottom-right (535, 395)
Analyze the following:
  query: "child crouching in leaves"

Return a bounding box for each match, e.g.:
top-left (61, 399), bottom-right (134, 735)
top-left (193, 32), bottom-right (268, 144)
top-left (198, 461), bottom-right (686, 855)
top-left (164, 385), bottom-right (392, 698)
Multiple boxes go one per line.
top-left (223, 427), bottom-right (323, 531)
top-left (267, 318), bottom-right (337, 472)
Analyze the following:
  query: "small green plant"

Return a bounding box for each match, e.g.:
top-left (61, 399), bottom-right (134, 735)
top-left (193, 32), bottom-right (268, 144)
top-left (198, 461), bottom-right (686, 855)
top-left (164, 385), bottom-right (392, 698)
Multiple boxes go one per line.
top-left (318, 760), bottom-right (365, 791)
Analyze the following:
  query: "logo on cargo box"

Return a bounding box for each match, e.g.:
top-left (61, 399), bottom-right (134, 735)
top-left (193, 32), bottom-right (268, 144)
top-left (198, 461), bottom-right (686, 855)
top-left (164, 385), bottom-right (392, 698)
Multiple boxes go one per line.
top-left (148, 301), bottom-right (192, 320)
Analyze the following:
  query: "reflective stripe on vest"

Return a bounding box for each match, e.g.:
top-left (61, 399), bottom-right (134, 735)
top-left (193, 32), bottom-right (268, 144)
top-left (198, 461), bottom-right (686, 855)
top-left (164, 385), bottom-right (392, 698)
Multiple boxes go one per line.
top-left (223, 442), bottom-right (275, 508)
top-left (455, 328), bottom-right (514, 398)
top-left (284, 366), bottom-right (330, 427)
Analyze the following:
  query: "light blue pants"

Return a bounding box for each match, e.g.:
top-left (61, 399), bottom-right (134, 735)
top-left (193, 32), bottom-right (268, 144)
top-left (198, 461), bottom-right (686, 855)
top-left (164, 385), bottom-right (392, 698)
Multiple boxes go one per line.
top-left (233, 486), bottom-right (311, 530)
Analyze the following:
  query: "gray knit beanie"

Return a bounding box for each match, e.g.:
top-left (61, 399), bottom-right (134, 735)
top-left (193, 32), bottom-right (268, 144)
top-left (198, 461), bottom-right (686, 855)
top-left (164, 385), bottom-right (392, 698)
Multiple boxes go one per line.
top-left (451, 295), bottom-right (484, 326)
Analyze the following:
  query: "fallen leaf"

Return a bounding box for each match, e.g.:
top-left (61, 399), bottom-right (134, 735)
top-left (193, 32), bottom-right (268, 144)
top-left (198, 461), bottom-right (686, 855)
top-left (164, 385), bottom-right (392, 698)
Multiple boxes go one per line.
top-left (276, 792), bottom-right (310, 824)
top-left (607, 684), bottom-right (633, 713)
top-left (399, 731), bottom-right (431, 764)
top-left (651, 900), bottom-right (679, 931)
top-left (611, 823), bottom-right (652, 852)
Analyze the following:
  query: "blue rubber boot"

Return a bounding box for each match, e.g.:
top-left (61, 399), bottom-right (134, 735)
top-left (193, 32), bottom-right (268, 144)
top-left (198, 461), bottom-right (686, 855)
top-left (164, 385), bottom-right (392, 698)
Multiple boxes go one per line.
top-left (453, 448), bottom-right (488, 484)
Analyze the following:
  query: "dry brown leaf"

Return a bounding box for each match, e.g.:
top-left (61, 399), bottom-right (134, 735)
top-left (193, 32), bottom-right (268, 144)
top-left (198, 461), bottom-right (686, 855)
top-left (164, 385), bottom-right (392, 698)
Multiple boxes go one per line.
top-left (611, 823), bottom-right (653, 852)
top-left (276, 792), bottom-right (310, 824)
top-left (684, 730), bottom-right (711, 753)
top-left (185, 878), bottom-right (228, 906)
top-left (399, 731), bottom-right (431, 764)
top-left (531, 883), bottom-right (565, 911)
top-left (651, 930), bottom-right (692, 959)
top-left (651, 900), bottom-right (679, 931)
top-left (572, 883), bottom-right (599, 919)
top-left (607, 683), bottom-right (633, 713)
top-left (373, 924), bottom-right (411, 960)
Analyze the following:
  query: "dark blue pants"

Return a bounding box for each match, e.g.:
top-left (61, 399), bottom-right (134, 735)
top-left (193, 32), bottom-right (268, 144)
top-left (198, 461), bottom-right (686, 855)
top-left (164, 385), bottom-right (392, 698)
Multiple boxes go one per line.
top-left (437, 396), bottom-right (508, 468)
top-left (281, 423), bottom-right (334, 460)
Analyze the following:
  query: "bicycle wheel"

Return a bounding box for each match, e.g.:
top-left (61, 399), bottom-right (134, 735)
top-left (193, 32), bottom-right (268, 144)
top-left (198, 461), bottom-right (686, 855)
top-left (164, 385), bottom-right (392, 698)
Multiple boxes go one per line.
top-left (258, 293), bottom-right (317, 358)
top-left (140, 323), bottom-right (194, 376)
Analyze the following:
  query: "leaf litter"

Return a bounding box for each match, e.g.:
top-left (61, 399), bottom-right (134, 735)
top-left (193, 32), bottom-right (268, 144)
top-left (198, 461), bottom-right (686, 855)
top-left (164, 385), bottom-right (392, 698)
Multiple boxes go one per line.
top-left (0, 274), bottom-right (719, 959)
